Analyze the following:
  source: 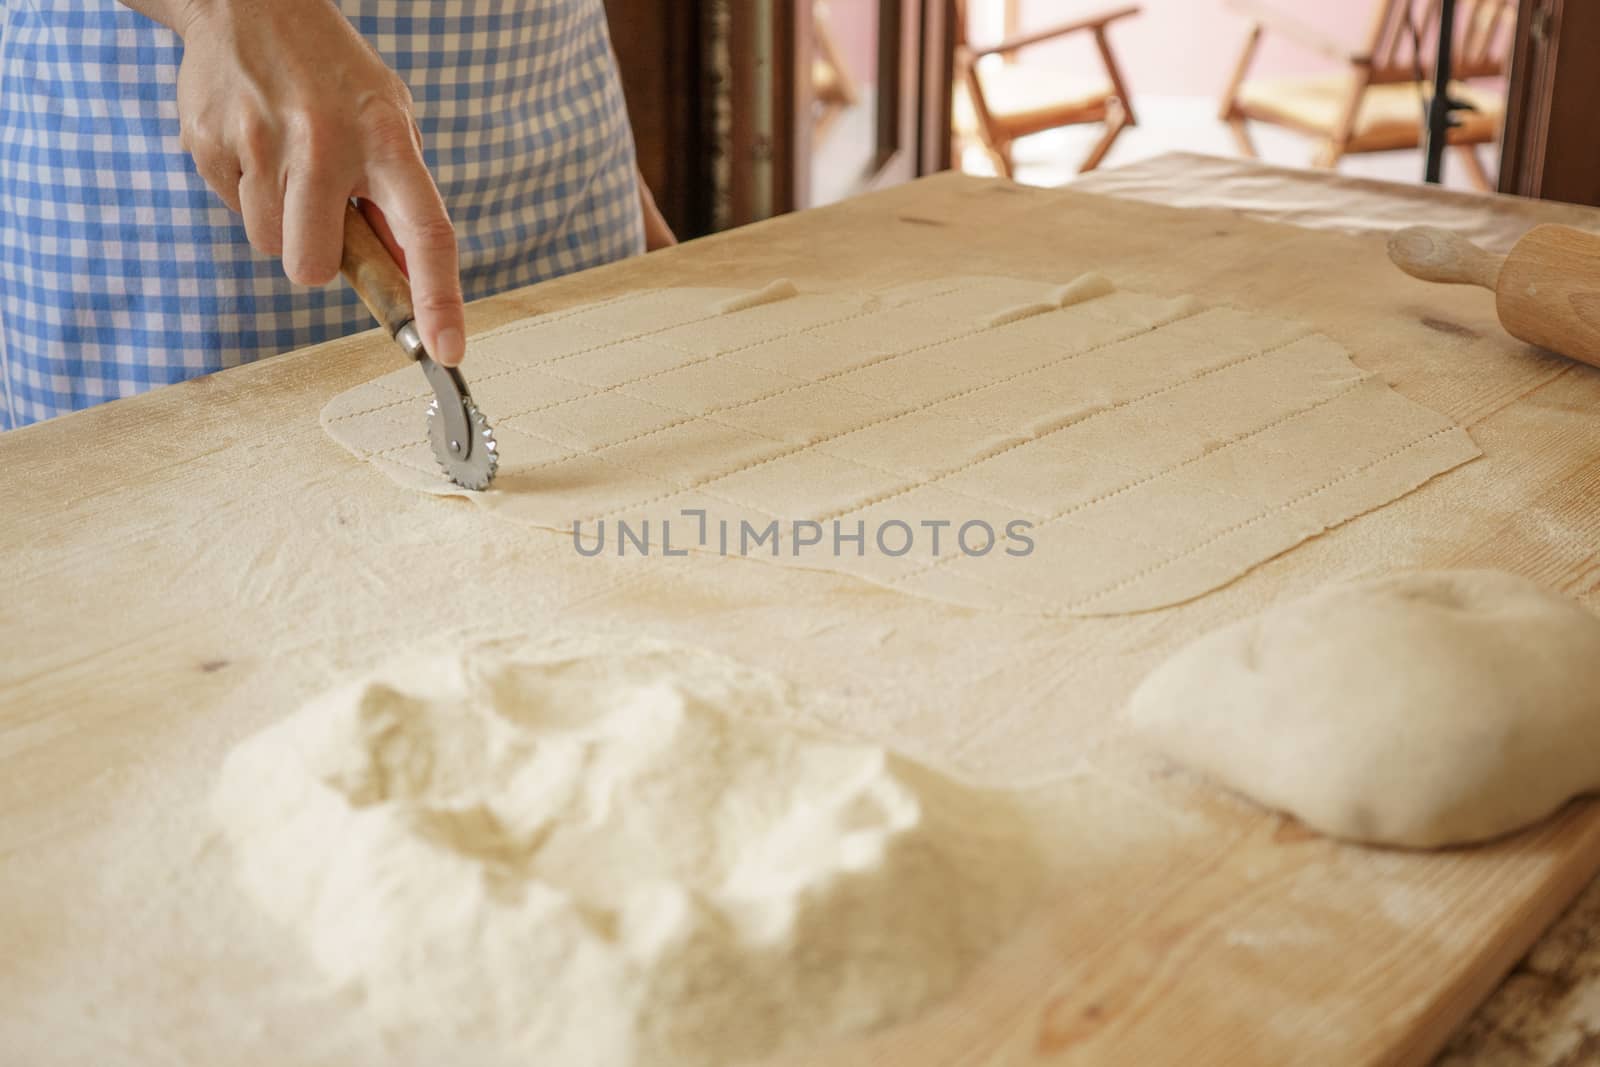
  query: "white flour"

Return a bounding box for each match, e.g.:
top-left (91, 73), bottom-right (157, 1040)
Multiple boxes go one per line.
top-left (212, 636), bottom-right (1049, 1065)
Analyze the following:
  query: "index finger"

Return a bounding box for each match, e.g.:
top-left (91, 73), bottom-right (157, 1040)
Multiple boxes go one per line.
top-left (357, 200), bottom-right (408, 276)
top-left (365, 153), bottom-right (466, 367)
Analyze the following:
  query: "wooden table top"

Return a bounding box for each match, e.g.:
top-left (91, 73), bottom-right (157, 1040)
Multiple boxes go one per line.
top-left (1076, 153), bottom-right (1600, 1066)
top-left (3, 159), bottom-right (1598, 1066)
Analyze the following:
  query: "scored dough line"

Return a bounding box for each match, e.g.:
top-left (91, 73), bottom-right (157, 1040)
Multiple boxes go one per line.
top-left (567, 298), bottom-right (1208, 527)
top-left (910, 425), bottom-right (1474, 616)
top-left (483, 284), bottom-right (970, 426)
top-left (1066, 426), bottom-right (1475, 614)
top-left (808, 327), bottom-right (1322, 525)
top-left (882, 370), bottom-right (1385, 589)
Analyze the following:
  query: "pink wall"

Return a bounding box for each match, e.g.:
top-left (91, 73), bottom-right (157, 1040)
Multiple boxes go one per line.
top-left (1001, 0), bottom-right (1380, 98)
top-left (821, 0), bottom-right (882, 90)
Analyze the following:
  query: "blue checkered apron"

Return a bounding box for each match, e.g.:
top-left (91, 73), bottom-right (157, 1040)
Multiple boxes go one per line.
top-left (0, 0), bottom-right (644, 429)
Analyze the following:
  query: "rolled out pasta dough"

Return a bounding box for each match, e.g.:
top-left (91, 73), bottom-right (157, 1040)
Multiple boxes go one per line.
top-left (320, 276), bottom-right (1480, 617)
top-left (212, 636), bottom-right (1049, 1065)
top-left (1126, 570), bottom-right (1600, 848)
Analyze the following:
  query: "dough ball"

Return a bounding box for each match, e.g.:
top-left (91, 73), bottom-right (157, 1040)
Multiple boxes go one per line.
top-left (213, 635), bottom-right (1048, 1066)
top-left (1126, 570), bottom-right (1600, 848)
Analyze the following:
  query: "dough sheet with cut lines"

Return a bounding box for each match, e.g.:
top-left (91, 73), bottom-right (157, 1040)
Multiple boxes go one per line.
top-left (322, 275), bottom-right (1480, 615)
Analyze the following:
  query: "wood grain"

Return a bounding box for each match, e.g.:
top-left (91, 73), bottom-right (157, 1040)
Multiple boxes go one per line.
top-left (3, 173), bottom-right (1600, 1067)
top-left (1437, 873), bottom-right (1600, 1064)
top-left (1496, 224), bottom-right (1600, 368)
top-left (1498, 0), bottom-right (1600, 207)
top-left (1388, 223), bottom-right (1600, 371)
top-left (1389, 226), bottom-right (1506, 289)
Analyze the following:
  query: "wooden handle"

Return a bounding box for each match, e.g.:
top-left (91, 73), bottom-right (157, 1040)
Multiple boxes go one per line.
top-left (340, 202), bottom-right (414, 337)
top-left (1495, 224), bottom-right (1600, 370)
top-left (1386, 226), bottom-right (1504, 290)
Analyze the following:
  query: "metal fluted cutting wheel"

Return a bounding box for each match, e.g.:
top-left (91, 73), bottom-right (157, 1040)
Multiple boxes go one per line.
top-left (427, 396), bottom-right (499, 491)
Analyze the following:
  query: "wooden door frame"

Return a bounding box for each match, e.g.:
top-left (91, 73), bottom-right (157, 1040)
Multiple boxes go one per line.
top-left (791, 0), bottom-right (925, 209)
top-left (920, 0), bottom-right (955, 176)
top-left (1499, 0), bottom-right (1600, 206)
top-left (602, 0), bottom-right (713, 238)
top-left (725, 0), bottom-right (795, 226)
top-left (789, 1), bottom-right (816, 211)
top-left (729, 0), bottom-right (951, 218)
top-left (867, 0), bottom-right (925, 193)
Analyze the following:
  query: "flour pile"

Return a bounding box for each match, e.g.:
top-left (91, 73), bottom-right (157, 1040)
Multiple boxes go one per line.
top-left (212, 637), bottom-right (1048, 1065)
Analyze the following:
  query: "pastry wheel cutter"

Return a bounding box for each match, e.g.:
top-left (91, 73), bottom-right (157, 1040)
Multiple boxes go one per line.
top-left (338, 201), bottom-right (498, 491)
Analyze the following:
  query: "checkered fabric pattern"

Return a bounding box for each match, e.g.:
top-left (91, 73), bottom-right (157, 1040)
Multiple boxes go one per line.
top-left (0, 0), bottom-right (645, 429)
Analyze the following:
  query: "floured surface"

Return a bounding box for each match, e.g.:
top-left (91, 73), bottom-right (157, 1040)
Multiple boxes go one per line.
top-left (9, 173), bottom-right (1600, 1067)
top-left (213, 636), bottom-right (1052, 1067)
top-left (323, 275), bottom-right (1479, 616)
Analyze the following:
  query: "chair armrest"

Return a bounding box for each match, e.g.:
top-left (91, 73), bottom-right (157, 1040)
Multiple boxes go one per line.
top-left (1224, 0), bottom-right (1369, 64)
top-left (967, 4), bottom-right (1141, 60)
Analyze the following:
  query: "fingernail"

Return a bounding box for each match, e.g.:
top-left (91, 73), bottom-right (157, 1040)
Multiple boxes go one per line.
top-left (434, 327), bottom-right (465, 366)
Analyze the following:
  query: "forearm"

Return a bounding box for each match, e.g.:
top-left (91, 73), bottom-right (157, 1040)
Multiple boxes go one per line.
top-left (118, 0), bottom-right (317, 38)
top-left (637, 166), bottom-right (677, 251)
top-left (117, 0), bottom-right (209, 35)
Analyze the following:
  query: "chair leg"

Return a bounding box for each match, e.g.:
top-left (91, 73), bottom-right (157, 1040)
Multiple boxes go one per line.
top-left (1455, 145), bottom-right (1494, 191)
top-left (814, 4), bottom-right (861, 107)
top-left (957, 59), bottom-right (1013, 180)
top-left (1092, 27), bottom-right (1138, 128)
top-left (960, 128), bottom-right (1013, 180)
top-left (1079, 98), bottom-right (1130, 173)
top-left (1319, 71), bottom-right (1368, 173)
top-left (1002, 0), bottom-right (1021, 64)
top-left (814, 104), bottom-right (842, 143)
top-left (1218, 25), bottom-right (1262, 123)
top-left (989, 140), bottom-right (1015, 181)
top-left (1227, 115), bottom-right (1258, 158)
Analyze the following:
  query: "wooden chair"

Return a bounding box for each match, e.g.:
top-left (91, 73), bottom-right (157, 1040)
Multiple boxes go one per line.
top-left (953, 2), bottom-right (1142, 179)
top-left (811, 1), bottom-right (861, 143)
top-left (1218, 0), bottom-right (1515, 189)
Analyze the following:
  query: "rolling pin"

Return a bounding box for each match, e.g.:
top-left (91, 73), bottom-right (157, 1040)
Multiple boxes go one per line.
top-left (1387, 224), bottom-right (1600, 369)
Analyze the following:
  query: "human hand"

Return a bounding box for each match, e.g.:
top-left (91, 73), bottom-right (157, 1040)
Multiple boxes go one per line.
top-left (169, 0), bottom-right (466, 364)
